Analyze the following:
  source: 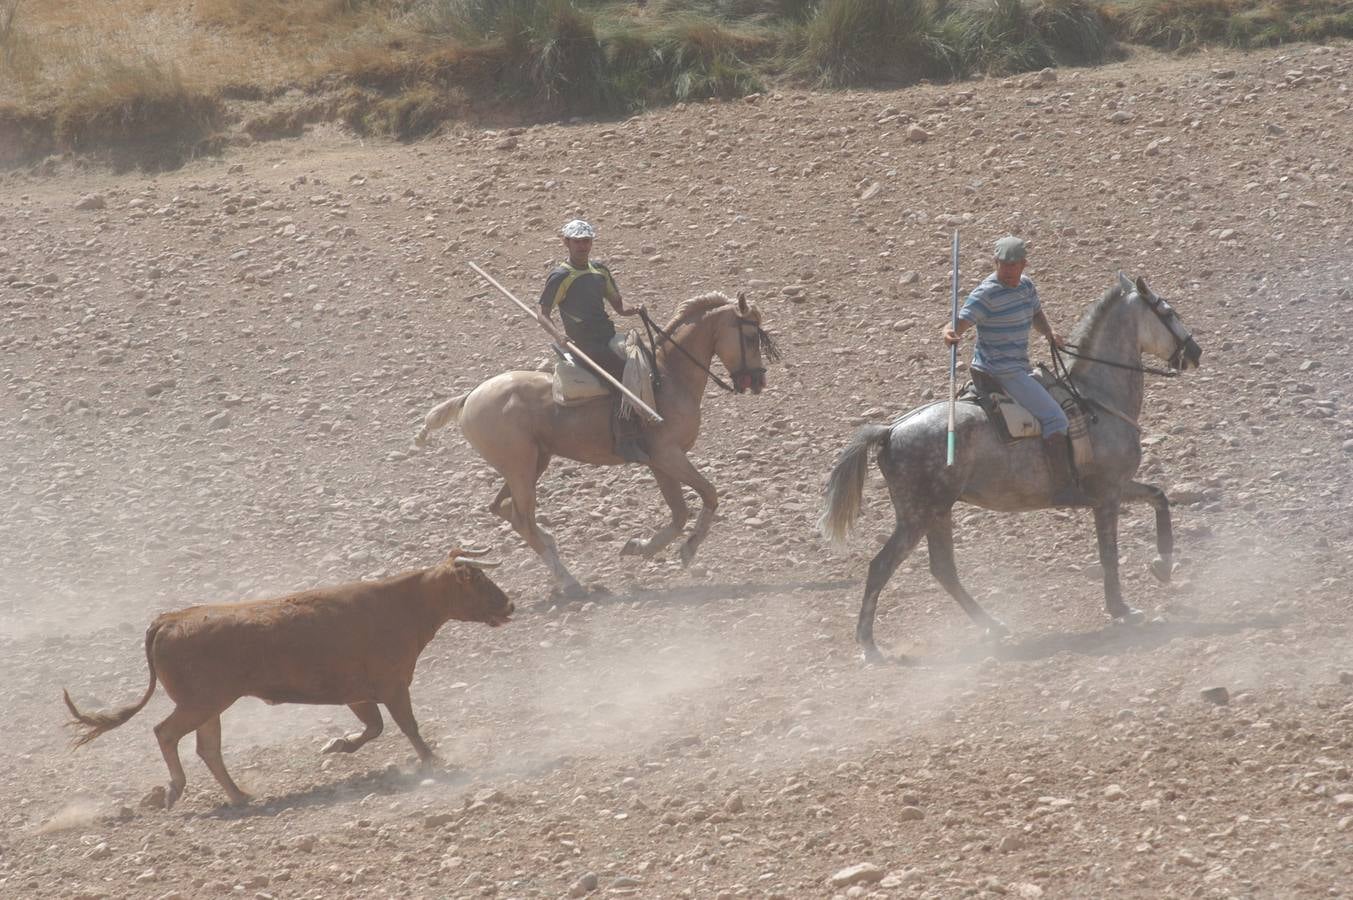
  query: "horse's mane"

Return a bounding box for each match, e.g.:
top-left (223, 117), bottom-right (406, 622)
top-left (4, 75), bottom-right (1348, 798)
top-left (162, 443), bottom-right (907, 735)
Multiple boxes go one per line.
top-left (1068, 281), bottom-right (1127, 349)
top-left (663, 291), bottom-right (737, 332)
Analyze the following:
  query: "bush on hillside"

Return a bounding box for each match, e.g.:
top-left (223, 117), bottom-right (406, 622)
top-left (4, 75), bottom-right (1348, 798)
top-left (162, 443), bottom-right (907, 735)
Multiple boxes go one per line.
top-left (801, 0), bottom-right (952, 87)
top-left (54, 56), bottom-right (223, 166)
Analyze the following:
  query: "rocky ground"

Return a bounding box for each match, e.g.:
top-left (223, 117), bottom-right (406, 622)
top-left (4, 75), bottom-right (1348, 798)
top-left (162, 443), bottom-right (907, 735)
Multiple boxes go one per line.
top-left (2, 42), bottom-right (1352, 900)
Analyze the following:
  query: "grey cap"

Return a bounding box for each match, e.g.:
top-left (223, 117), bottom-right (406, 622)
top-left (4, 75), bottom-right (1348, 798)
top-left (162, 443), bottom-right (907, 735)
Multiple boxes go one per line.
top-left (993, 235), bottom-right (1027, 262)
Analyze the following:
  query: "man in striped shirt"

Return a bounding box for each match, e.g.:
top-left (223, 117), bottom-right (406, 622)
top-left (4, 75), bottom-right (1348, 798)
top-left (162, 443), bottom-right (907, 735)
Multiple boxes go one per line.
top-left (942, 236), bottom-right (1086, 506)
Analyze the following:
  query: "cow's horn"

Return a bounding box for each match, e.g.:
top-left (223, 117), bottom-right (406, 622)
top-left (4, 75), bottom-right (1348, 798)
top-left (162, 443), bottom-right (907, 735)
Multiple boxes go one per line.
top-left (458, 558), bottom-right (501, 570)
top-left (451, 546), bottom-right (494, 558)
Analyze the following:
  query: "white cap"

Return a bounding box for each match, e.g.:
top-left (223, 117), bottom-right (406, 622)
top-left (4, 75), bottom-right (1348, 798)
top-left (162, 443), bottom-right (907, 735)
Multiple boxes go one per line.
top-left (561, 219), bottom-right (596, 239)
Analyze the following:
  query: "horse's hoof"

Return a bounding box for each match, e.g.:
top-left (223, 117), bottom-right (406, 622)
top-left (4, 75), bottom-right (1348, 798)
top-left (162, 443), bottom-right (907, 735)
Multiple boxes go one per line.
top-left (859, 642), bottom-right (885, 665)
top-left (1111, 606), bottom-right (1145, 625)
top-left (1149, 557), bottom-right (1173, 584)
top-left (983, 619), bottom-right (1011, 641)
top-left (620, 539), bottom-right (642, 557)
top-left (588, 583), bottom-right (613, 598)
top-left (321, 738), bottom-right (350, 755)
top-left (550, 583), bottom-right (589, 602)
top-left (679, 543), bottom-right (698, 567)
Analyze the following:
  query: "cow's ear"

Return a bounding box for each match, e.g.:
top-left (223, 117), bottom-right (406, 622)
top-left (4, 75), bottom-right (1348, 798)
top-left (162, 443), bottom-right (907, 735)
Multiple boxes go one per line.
top-left (1116, 272), bottom-right (1134, 296)
top-left (737, 292), bottom-right (749, 315)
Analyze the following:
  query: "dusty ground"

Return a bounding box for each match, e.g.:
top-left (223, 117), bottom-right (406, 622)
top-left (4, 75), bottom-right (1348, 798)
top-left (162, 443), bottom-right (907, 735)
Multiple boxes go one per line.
top-left (3, 42), bottom-right (1353, 900)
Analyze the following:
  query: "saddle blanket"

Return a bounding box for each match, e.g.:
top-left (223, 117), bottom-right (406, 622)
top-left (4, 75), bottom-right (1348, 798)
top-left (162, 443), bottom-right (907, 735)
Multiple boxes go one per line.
top-left (551, 332), bottom-right (655, 419)
top-left (960, 374), bottom-right (1094, 469)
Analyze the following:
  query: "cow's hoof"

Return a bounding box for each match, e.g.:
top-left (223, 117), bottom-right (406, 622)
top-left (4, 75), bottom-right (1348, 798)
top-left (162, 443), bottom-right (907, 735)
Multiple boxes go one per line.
top-left (321, 737), bottom-right (351, 755)
top-left (1149, 557), bottom-right (1173, 583)
top-left (1111, 606), bottom-right (1145, 625)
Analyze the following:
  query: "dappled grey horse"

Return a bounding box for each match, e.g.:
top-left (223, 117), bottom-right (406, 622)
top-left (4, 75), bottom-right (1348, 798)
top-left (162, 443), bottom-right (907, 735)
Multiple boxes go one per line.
top-left (819, 274), bottom-right (1203, 662)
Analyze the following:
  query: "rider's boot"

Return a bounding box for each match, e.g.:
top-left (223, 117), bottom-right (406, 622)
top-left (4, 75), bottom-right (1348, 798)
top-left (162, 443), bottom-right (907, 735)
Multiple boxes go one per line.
top-left (1043, 434), bottom-right (1089, 507)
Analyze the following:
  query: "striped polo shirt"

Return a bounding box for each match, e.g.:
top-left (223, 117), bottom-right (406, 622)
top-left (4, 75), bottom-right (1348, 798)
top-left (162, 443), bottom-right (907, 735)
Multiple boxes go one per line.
top-left (959, 273), bottom-right (1041, 376)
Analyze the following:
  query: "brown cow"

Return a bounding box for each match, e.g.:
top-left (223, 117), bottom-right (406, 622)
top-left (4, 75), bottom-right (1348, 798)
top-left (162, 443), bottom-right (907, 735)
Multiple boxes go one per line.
top-left (62, 547), bottom-right (514, 809)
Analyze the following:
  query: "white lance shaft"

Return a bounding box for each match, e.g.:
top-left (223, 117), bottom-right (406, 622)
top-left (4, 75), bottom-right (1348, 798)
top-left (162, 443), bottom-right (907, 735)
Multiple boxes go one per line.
top-left (946, 229), bottom-right (959, 467)
top-left (468, 262), bottom-right (664, 424)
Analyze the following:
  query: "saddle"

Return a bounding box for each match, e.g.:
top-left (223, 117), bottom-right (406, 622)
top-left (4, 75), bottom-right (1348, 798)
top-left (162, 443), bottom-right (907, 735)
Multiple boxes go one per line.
top-left (959, 368), bottom-right (1095, 468)
top-left (551, 332), bottom-right (656, 419)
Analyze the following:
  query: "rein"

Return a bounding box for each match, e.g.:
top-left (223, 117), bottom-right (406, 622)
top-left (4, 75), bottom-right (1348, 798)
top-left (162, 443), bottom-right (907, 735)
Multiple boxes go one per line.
top-left (1053, 342), bottom-right (1180, 378)
top-left (639, 308), bottom-right (771, 394)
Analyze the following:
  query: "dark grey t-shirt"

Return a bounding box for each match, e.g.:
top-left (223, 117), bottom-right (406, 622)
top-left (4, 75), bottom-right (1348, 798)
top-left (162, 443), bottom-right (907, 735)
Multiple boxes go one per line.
top-left (539, 261), bottom-right (621, 347)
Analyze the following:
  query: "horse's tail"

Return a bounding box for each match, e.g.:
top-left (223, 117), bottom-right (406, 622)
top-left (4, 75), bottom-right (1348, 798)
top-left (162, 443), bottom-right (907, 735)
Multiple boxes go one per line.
top-left (414, 393), bottom-right (469, 447)
top-left (818, 423), bottom-right (892, 545)
top-left (63, 622), bottom-right (161, 749)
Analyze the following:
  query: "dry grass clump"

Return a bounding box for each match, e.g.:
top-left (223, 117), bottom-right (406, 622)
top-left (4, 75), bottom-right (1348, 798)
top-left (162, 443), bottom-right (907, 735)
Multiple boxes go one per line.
top-left (53, 55), bottom-right (224, 166)
top-left (3, 0), bottom-right (1352, 166)
top-left (1115, 0), bottom-right (1353, 48)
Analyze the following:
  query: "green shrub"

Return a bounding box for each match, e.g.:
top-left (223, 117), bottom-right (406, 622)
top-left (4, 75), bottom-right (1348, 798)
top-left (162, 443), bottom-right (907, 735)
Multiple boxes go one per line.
top-left (1117, 0), bottom-right (1236, 48)
top-left (1030, 0), bottom-right (1112, 64)
top-left (802, 0), bottom-right (951, 87)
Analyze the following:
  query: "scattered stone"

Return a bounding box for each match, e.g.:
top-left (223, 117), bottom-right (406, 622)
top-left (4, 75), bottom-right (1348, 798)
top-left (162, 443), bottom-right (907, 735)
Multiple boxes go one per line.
top-left (905, 125), bottom-right (929, 143)
top-left (724, 791), bottom-right (745, 814)
top-left (1339, 671), bottom-right (1353, 684)
top-left (828, 863), bottom-right (884, 888)
top-left (74, 194), bottom-right (107, 211)
top-left (139, 786), bottom-right (166, 810)
top-left (1200, 686), bottom-right (1230, 706)
top-left (569, 871), bottom-right (599, 897)
top-left (897, 805), bottom-right (925, 821)
top-left (1334, 793), bottom-right (1353, 808)
top-left (1108, 110), bottom-right (1134, 124)
top-left (998, 833), bottom-right (1026, 852)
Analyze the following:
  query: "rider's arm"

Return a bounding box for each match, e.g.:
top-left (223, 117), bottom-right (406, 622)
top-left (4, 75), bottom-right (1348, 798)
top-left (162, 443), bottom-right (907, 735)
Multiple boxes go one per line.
top-left (1032, 309), bottom-right (1066, 348)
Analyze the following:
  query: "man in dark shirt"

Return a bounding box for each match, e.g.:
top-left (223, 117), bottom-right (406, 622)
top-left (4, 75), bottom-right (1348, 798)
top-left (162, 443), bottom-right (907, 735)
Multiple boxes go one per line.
top-left (539, 219), bottom-right (649, 462)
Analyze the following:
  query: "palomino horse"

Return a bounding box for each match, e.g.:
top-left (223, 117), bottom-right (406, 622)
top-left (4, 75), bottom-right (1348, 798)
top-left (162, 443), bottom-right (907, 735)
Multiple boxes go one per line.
top-left (415, 292), bottom-right (777, 596)
top-left (819, 274), bottom-right (1202, 662)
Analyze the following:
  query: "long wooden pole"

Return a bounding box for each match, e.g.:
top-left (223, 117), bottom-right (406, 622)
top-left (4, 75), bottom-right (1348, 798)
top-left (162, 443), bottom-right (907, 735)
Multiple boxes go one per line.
top-left (947, 229), bottom-right (959, 467)
top-left (468, 262), bottom-right (664, 424)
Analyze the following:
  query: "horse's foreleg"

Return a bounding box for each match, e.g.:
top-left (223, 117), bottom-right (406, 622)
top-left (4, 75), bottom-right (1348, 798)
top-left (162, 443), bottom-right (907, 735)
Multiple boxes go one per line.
top-left (648, 450), bottom-right (717, 566)
top-left (621, 469), bottom-right (689, 559)
top-left (501, 456), bottom-right (584, 596)
top-left (1093, 504), bottom-right (1142, 622)
top-left (926, 513), bottom-right (1009, 639)
top-left (1122, 480), bottom-right (1173, 583)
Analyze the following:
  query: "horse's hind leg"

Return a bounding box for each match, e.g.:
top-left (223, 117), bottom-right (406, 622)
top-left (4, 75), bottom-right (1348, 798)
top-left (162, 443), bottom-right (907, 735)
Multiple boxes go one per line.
top-left (857, 517), bottom-right (927, 663)
top-left (1094, 503), bottom-right (1143, 623)
top-left (1122, 480), bottom-right (1173, 583)
top-left (621, 469), bottom-right (689, 559)
top-left (926, 513), bottom-right (1009, 639)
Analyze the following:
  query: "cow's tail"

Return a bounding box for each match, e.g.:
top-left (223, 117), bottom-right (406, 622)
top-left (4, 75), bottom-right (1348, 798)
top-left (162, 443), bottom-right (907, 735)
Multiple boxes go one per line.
top-left (818, 423), bottom-right (892, 546)
top-left (63, 622), bottom-right (161, 748)
top-left (413, 393), bottom-right (469, 448)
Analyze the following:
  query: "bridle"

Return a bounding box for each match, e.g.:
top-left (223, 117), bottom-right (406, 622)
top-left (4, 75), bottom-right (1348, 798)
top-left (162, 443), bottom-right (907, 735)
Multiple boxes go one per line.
top-left (639, 308), bottom-right (779, 394)
top-left (1053, 287), bottom-right (1201, 378)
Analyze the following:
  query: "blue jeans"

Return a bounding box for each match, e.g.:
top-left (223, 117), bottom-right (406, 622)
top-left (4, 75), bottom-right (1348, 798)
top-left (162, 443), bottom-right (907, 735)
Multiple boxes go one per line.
top-left (980, 368), bottom-right (1068, 436)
